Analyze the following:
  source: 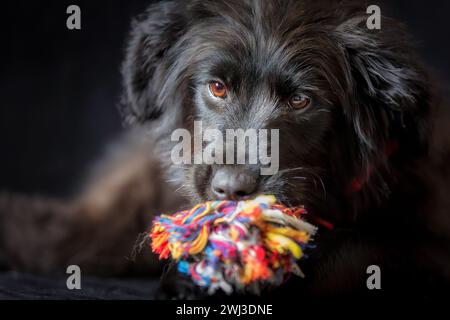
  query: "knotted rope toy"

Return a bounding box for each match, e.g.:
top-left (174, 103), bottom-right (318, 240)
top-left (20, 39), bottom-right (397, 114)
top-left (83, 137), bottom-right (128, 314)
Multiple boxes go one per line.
top-left (150, 195), bottom-right (317, 295)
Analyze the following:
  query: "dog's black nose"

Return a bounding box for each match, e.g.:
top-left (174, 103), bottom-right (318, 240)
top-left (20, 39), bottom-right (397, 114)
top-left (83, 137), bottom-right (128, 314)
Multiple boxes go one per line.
top-left (211, 167), bottom-right (257, 200)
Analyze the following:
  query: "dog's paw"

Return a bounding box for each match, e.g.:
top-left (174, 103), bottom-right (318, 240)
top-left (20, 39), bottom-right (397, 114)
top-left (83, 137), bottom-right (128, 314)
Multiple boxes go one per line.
top-left (155, 273), bottom-right (205, 300)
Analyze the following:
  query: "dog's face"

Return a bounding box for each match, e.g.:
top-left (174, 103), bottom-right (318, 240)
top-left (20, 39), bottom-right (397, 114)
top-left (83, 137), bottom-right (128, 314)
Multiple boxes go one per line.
top-left (188, 17), bottom-right (336, 209)
top-left (122, 0), bottom-right (429, 222)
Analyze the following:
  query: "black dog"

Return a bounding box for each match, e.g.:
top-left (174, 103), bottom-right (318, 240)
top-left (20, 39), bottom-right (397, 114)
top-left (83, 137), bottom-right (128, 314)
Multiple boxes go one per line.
top-left (1, 0), bottom-right (450, 299)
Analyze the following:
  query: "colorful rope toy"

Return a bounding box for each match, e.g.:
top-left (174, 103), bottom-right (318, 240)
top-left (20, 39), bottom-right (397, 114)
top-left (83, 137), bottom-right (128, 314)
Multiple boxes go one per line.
top-left (150, 195), bottom-right (317, 294)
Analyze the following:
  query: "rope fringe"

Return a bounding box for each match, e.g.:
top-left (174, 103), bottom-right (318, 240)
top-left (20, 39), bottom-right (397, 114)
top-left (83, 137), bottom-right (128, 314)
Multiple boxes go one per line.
top-left (150, 195), bottom-right (317, 294)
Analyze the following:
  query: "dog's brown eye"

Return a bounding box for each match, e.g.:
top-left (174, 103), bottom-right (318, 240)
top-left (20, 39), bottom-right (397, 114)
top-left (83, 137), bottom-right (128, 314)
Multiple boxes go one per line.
top-left (289, 94), bottom-right (310, 109)
top-left (209, 81), bottom-right (227, 99)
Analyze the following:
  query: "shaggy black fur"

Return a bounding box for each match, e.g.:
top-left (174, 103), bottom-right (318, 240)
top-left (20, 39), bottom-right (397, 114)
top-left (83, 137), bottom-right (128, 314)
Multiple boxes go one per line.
top-left (121, 0), bottom-right (450, 298)
top-left (1, 0), bottom-right (450, 299)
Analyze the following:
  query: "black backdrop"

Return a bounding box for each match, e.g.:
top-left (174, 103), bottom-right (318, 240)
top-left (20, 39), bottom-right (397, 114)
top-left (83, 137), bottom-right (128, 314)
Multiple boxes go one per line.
top-left (1, 0), bottom-right (449, 198)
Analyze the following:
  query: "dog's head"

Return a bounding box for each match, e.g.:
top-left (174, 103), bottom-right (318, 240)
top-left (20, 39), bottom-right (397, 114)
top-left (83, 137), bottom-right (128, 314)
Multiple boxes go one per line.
top-left (122, 0), bottom-right (430, 223)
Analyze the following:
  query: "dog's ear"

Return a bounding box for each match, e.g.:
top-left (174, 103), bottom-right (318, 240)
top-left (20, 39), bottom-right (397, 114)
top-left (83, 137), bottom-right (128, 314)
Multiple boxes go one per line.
top-left (121, 1), bottom-right (187, 125)
top-left (334, 17), bottom-right (430, 157)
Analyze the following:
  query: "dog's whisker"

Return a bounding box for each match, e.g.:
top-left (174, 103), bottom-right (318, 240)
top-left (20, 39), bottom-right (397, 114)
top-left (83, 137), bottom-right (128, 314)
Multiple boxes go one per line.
top-left (276, 167), bottom-right (306, 174)
top-left (175, 184), bottom-right (188, 193)
top-left (290, 176), bottom-right (308, 180)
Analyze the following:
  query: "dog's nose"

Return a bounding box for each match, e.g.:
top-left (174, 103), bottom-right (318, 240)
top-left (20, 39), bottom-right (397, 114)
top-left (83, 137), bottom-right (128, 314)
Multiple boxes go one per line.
top-left (211, 167), bottom-right (257, 200)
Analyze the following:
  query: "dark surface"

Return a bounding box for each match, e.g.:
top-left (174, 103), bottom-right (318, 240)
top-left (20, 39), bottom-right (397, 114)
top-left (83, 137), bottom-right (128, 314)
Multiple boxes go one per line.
top-left (0, 272), bottom-right (158, 300)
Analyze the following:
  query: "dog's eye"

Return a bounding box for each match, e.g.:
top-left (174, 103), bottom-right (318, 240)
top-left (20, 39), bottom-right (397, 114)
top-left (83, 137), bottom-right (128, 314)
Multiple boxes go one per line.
top-left (209, 81), bottom-right (228, 99)
top-left (289, 94), bottom-right (310, 109)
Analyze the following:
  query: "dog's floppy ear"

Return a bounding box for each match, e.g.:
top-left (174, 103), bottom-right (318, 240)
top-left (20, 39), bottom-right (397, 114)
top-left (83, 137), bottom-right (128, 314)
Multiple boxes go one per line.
top-left (121, 1), bottom-right (187, 125)
top-left (335, 16), bottom-right (430, 156)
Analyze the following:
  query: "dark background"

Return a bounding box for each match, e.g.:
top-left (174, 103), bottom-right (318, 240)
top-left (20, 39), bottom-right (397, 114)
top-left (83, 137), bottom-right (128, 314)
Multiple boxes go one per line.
top-left (1, 0), bottom-right (449, 198)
